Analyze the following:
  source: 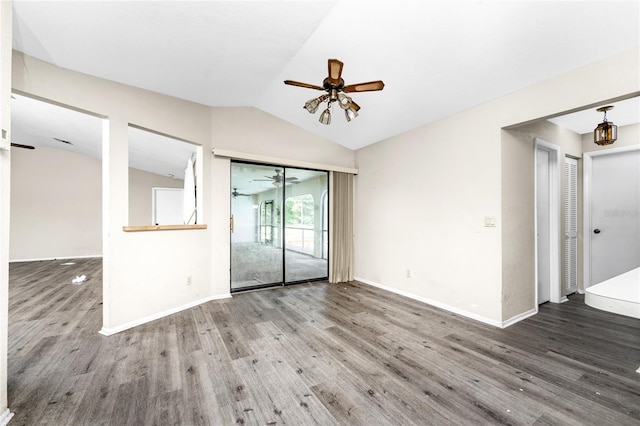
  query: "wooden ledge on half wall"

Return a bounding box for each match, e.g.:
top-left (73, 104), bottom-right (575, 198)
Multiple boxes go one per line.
top-left (123, 224), bottom-right (207, 232)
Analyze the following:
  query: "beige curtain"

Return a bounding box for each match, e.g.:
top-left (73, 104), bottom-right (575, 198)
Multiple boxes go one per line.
top-left (329, 171), bottom-right (354, 283)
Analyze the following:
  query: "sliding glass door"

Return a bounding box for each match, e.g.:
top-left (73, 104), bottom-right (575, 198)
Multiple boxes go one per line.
top-left (284, 168), bottom-right (329, 283)
top-left (230, 162), bottom-right (328, 291)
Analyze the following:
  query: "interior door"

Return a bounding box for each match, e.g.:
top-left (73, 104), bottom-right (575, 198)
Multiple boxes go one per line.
top-left (563, 157), bottom-right (578, 295)
top-left (589, 149), bottom-right (640, 285)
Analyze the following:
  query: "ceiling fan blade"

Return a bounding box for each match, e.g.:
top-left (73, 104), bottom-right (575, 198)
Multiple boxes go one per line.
top-left (343, 80), bottom-right (385, 93)
top-left (284, 80), bottom-right (325, 90)
top-left (327, 59), bottom-right (344, 85)
top-left (350, 101), bottom-right (361, 112)
top-left (11, 142), bottom-right (35, 150)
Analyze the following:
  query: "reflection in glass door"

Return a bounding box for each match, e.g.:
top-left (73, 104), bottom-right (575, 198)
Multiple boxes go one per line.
top-left (284, 168), bottom-right (329, 283)
top-left (230, 162), bottom-right (328, 291)
top-left (231, 163), bottom-right (283, 290)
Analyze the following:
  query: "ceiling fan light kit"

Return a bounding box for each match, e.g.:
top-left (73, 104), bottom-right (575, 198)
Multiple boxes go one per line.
top-left (594, 105), bottom-right (617, 145)
top-left (253, 169), bottom-right (300, 187)
top-left (284, 58), bottom-right (384, 125)
top-left (319, 105), bottom-right (332, 125)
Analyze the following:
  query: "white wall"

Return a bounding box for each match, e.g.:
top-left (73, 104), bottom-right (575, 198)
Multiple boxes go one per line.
top-left (355, 48), bottom-right (639, 326)
top-left (0, 1), bottom-right (12, 421)
top-left (355, 108), bottom-right (504, 323)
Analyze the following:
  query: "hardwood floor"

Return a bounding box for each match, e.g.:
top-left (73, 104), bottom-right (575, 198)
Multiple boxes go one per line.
top-left (7, 258), bottom-right (640, 425)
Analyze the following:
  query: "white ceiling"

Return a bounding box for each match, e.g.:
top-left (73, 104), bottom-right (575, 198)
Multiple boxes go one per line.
top-left (9, 1), bottom-right (640, 161)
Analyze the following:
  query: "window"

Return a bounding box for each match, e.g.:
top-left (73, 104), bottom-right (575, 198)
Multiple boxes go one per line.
top-left (285, 194), bottom-right (314, 255)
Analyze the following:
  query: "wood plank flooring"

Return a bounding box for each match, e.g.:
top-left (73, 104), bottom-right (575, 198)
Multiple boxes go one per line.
top-left (7, 258), bottom-right (640, 425)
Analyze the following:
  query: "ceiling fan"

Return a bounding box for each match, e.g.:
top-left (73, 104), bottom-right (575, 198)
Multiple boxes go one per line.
top-left (232, 188), bottom-right (250, 198)
top-left (284, 58), bottom-right (384, 124)
top-left (253, 169), bottom-right (299, 187)
top-left (11, 142), bottom-right (35, 150)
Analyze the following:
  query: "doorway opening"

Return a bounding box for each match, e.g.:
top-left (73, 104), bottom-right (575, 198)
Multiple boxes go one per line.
top-left (230, 161), bottom-right (329, 292)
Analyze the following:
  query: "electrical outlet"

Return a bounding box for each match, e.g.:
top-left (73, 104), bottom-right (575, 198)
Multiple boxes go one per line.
top-left (186, 276), bottom-right (192, 285)
top-left (406, 269), bottom-right (411, 278)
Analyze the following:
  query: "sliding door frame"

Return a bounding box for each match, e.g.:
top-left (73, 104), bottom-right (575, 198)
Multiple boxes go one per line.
top-left (230, 160), bottom-right (329, 292)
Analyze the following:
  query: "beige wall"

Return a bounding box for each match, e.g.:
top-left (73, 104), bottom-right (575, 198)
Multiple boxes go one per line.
top-left (355, 48), bottom-right (639, 326)
top-left (10, 147), bottom-right (102, 261)
top-left (501, 121), bottom-right (583, 320)
top-left (128, 168), bottom-right (183, 226)
top-left (0, 1), bottom-right (11, 420)
top-left (11, 51), bottom-right (356, 333)
top-left (209, 107), bottom-right (356, 295)
top-left (355, 105), bottom-right (503, 323)
top-left (9, 146), bottom-right (187, 260)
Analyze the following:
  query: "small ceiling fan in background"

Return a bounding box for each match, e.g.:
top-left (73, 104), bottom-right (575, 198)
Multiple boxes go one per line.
top-left (10, 137), bottom-right (73, 151)
top-left (232, 188), bottom-right (250, 198)
top-left (10, 142), bottom-right (35, 150)
top-left (253, 169), bottom-right (299, 187)
top-left (284, 58), bottom-right (384, 124)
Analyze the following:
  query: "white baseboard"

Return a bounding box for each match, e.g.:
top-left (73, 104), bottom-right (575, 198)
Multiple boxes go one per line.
top-left (354, 277), bottom-right (536, 329)
top-left (9, 254), bottom-right (102, 263)
top-left (501, 307), bottom-right (538, 328)
top-left (99, 293), bottom-right (232, 336)
top-left (0, 409), bottom-right (14, 426)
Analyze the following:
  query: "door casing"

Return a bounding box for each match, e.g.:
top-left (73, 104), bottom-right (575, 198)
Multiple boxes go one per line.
top-left (534, 138), bottom-right (563, 305)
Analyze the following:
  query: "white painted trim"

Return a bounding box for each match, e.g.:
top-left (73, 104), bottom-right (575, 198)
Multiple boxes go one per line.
top-left (534, 138), bottom-right (562, 305)
top-left (9, 254), bottom-right (102, 263)
top-left (355, 277), bottom-right (533, 328)
top-left (99, 293), bottom-right (232, 336)
top-left (213, 148), bottom-right (358, 175)
top-left (0, 409), bottom-right (14, 426)
top-left (501, 308), bottom-right (538, 328)
top-left (583, 145), bottom-right (640, 289)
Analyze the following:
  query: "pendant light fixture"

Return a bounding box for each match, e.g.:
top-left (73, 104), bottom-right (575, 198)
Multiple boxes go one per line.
top-left (594, 106), bottom-right (617, 146)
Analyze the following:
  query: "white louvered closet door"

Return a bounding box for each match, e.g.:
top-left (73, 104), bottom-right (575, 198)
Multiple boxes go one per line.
top-left (563, 157), bottom-right (578, 295)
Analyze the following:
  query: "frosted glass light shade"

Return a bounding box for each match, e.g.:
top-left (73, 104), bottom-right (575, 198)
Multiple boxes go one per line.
top-left (337, 93), bottom-right (352, 110)
top-left (345, 107), bottom-right (358, 122)
top-left (304, 98), bottom-right (321, 114)
top-left (319, 108), bottom-right (331, 125)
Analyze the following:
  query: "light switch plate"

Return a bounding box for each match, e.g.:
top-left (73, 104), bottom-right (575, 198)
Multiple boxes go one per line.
top-left (484, 216), bottom-right (496, 227)
top-left (0, 129), bottom-right (9, 150)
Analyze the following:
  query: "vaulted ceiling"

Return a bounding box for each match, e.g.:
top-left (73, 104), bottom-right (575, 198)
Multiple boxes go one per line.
top-left (11, 1), bottom-right (640, 152)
